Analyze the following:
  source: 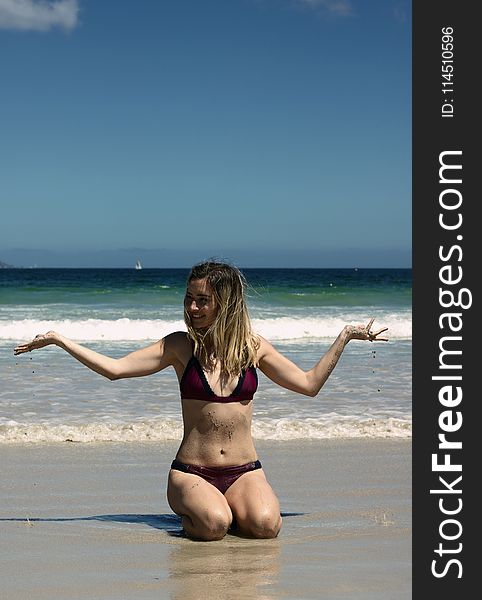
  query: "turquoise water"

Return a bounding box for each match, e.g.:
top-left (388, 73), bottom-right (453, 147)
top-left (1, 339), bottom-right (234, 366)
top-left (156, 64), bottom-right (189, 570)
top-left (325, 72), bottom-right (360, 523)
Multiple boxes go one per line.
top-left (0, 268), bottom-right (411, 338)
top-left (1, 268), bottom-right (411, 442)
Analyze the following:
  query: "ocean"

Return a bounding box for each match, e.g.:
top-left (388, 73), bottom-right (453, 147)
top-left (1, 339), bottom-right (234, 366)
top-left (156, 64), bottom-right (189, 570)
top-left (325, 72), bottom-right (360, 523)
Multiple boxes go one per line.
top-left (0, 268), bottom-right (411, 443)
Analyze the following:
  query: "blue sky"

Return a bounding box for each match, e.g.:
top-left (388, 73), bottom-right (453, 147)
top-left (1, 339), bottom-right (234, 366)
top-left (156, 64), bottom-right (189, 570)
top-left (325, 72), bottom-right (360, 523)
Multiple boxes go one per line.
top-left (0, 0), bottom-right (411, 268)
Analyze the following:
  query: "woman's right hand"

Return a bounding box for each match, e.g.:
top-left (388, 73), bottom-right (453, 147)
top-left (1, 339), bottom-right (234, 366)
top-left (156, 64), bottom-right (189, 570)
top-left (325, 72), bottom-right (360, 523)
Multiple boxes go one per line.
top-left (343, 318), bottom-right (388, 343)
top-left (14, 331), bottom-right (60, 355)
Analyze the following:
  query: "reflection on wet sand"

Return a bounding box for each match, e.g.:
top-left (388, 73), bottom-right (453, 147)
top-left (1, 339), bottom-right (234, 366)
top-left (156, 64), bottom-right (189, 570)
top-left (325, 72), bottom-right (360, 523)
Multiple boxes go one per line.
top-left (166, 536), bottom-right (280, 600)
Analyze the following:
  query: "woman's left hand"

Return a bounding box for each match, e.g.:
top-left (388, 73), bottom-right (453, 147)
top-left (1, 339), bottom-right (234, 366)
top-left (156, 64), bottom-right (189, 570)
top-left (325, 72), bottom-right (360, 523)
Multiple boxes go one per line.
top-left (344, 318), bottom-right (388, 342)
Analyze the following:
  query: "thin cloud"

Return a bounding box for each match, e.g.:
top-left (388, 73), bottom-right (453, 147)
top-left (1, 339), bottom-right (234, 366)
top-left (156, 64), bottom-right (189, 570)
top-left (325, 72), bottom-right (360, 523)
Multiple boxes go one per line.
top-left (295, 0), bottom-right (354, 17)
top-left (0, 0), bottom-right (79, 31)
top-left (392, 1), bottom-right (409, 24)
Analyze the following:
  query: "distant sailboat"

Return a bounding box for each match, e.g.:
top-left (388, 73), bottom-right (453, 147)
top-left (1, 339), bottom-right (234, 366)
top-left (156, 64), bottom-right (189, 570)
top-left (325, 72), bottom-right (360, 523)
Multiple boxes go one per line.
top-left (135, 259), bottom-right (142, 270)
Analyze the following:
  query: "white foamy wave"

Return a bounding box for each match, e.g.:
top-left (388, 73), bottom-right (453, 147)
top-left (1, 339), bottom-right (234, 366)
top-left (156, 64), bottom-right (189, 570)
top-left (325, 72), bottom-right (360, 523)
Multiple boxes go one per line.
top-left (252, 314), bottom-right (411, 341)
top-left (0, 419), bottom-right (183, 444)
top-left (1, 314), bottom-right (411, 342)
top-left (0, 416), bottom-right (411, 444)
top-left (0, 318), bottom-right (186, 341)
top-left (252, 416), bottom-right (412, 440)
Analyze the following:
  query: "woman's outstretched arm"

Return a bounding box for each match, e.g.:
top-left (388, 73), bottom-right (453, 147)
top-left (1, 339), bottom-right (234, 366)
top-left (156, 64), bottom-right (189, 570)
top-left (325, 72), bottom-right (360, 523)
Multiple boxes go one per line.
top-left (13, 331), bottom-right (176, 380)
top-left (257, 318), bottom-right (388, 397)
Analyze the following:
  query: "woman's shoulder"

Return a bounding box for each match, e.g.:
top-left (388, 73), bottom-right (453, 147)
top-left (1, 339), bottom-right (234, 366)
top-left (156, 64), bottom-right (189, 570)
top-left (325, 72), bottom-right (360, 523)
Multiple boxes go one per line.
top-left (254, 334), bottom-right (274, 359)
top-left (255, 334), bottom-right (270, 346)
top-left (164, 331), bottom-right (190, 348)
top-left (161, 331), bottom-right (192, 365)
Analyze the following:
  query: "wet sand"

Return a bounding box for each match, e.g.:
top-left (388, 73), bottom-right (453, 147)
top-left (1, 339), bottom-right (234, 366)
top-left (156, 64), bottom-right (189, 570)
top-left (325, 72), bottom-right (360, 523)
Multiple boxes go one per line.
top-left (0, 439), bottom-right (411, 599)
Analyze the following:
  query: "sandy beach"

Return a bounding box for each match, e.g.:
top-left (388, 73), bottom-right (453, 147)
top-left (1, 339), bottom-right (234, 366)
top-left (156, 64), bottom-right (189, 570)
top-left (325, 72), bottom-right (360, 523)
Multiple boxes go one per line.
top-left (1, 439), bottom-right (411, 599)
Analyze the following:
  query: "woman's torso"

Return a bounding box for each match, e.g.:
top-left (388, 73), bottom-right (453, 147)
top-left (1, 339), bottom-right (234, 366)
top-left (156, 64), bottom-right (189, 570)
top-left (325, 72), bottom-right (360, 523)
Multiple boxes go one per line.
top-left (169, 332), bottom-right (258, 466)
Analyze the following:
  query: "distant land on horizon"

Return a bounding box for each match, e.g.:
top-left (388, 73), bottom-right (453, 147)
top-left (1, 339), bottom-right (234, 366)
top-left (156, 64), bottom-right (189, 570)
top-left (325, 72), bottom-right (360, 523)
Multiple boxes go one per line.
top-left (0, 246), bottom-right (412, 270)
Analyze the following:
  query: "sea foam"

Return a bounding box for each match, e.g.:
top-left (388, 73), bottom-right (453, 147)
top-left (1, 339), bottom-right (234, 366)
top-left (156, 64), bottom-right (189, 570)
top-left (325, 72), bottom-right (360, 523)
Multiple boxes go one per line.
top-left (1, 313), bottom-right (411, 342)
top-left (0, 415), bottom-right (411, 444)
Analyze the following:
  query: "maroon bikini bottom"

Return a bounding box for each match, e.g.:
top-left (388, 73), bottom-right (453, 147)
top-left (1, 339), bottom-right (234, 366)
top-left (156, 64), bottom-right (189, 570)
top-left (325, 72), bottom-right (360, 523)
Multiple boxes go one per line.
top-left (170, 459), bottom-right (262, 494)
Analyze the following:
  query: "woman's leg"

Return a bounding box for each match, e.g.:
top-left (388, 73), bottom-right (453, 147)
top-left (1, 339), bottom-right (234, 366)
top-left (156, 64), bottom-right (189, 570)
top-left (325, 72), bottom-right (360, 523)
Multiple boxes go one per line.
top-left (224, 469), bottom-right (282, 539)
top-left (167, 469), bottom-right (233, 541)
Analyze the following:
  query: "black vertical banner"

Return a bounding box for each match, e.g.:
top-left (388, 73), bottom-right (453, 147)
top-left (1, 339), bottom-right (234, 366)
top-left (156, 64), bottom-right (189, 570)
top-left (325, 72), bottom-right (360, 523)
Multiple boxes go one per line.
top-left (413, 1), bottom-right (477, 597)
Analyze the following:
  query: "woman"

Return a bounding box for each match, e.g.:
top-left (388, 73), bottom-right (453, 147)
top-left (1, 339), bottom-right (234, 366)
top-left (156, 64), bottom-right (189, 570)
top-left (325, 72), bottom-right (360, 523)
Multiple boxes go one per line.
top-left (14, 260), bottom-right (388, 541)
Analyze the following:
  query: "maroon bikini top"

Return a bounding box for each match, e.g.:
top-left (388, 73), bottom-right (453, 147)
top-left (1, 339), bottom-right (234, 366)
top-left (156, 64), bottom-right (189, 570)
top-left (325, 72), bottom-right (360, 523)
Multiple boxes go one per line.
top-left (180, 355), bottom-right (258, 403)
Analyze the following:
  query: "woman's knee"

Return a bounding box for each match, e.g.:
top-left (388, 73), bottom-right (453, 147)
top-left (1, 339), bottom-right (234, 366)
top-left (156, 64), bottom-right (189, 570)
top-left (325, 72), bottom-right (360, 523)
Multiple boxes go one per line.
top-left (167, 471), bottom-right (232, 541)
top-left (184, 507), bottom-right (232, 541)
top-left (239, 510), bottom-right (282, 539)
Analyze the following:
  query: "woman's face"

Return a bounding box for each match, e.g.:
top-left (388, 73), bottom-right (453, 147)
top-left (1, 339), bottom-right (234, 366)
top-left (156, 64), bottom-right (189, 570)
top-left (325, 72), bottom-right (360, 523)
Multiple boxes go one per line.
top-left (184, 278), bottom-right (218, 329)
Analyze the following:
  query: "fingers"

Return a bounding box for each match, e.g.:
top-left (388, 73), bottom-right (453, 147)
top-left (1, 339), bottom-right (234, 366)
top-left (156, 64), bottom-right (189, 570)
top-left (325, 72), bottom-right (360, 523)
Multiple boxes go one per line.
top-left (13, 346), bottom-right (29, 355)
top-left (362, 318), bottom-right (389, 342)
top-left (14, 336), bottom-right (41, 355)
top-left (15, 342), bottom-right (34, 352)
top-left (373, 327), bottom-right (388, 336)
top-left (370, 332), bottom-right (389, 342)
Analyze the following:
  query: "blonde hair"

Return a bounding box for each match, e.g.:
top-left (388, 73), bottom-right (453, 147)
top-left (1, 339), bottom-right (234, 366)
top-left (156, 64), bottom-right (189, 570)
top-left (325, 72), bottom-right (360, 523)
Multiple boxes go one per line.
top-left (184, 260), bottom-right (259, 376)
